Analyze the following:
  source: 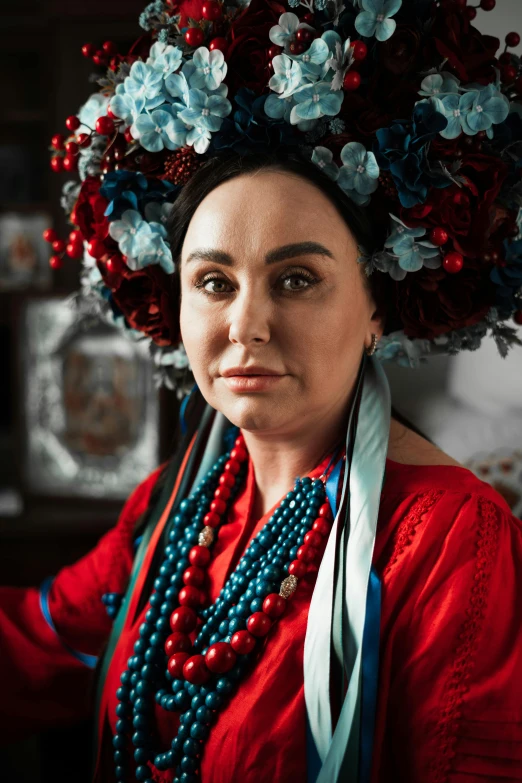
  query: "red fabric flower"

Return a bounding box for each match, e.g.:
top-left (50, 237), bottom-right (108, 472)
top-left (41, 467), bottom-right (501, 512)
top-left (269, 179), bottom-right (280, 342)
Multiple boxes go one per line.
top-left (402, 154), bottom-right (509, 259)
top-left (109, 266), bottom-right (180, 346)
top-left (395, 261), bottom-right (493, 340)
top-left (429, 7), bottom-right (500, 83)
top-left (340, 70), bottom-right (419, 140)
top-left (379, 25), bottom-right (422, 76)
top-left (175, 0), bottom-right (205, 29)
top-left (225, 0), bottom-right (286, 95)
top-left (74, 176), bottom-right (110, 242)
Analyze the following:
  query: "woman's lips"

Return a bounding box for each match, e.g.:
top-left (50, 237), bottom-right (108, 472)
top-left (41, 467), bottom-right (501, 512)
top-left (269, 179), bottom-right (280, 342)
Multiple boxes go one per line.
top-left (221, 375), bottom-right (286, 392)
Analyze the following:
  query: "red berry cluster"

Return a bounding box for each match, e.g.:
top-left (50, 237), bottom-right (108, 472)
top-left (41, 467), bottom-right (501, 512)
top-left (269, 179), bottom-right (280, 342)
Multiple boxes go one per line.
top-left (443, 0), bottom-right (497, 21)
top-left (185, 1), bottom-right (228, 54)
top-left (428, 227), bottom-right (464, 274)
top-left (42, 228), bottom-right (85, 270)
top-left (49, 111), bottom-right (120, 176)
top-left (81, 39), bottom-right (121, 72)
top-left (163, 433), bottom-right (333, 686)
top-left (498, 31), bottom-right (522, 89)
top-left (50, 122), bottom-right (88, 174)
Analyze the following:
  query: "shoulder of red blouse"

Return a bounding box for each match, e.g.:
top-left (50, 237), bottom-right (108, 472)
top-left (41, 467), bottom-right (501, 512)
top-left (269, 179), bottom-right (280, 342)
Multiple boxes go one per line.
top-left (0, 461), bottom-right (168, 743)
top-left (371, 460), bottom-right (522, 783)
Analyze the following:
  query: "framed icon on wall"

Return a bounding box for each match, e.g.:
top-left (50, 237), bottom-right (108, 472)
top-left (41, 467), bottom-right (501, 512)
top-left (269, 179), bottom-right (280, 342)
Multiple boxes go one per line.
top-left (0, 212), bottom-right (52, 291)
top-left (20, 296), bottom-right (160, 499)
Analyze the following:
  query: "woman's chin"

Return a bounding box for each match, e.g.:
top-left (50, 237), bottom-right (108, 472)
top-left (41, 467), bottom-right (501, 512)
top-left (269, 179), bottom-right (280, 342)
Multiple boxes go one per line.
top-left (216, 398), bottom-right (291, 433)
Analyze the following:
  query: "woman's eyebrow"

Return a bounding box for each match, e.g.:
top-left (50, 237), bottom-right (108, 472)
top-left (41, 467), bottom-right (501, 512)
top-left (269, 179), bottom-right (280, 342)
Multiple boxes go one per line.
top-left (183, 241), bottom-right (335, 266)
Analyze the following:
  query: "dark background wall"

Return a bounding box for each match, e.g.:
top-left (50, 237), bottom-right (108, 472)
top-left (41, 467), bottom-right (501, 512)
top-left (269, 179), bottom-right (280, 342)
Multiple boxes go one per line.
top-left (0, 1), bottom-right (177, 779)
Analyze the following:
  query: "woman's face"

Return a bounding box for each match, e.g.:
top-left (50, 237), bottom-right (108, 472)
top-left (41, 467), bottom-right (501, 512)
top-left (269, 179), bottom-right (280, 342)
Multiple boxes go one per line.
top-left (179, 169), bottom-right (383, 436)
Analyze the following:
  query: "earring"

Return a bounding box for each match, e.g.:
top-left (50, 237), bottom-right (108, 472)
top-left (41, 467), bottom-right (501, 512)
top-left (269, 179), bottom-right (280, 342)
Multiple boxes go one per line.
top-left (365, 333), bottom-right (378, 356)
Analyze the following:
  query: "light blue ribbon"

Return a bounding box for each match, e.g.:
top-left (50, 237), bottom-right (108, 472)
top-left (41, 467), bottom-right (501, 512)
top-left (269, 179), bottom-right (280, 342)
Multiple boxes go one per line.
top-left (179, 382), bottom-right (199, 435)
top-left (39, 576), bottom-right (98, 669)
top-left (303, 356), bottom-right (391, 783)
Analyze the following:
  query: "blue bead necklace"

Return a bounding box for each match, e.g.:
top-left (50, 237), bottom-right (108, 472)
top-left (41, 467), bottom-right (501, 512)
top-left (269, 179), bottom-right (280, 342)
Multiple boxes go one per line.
top-left (112, 430), bottom-right (341, 783)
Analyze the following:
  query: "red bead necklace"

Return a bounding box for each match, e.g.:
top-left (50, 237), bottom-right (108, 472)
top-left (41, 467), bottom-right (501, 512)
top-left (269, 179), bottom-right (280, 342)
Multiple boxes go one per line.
top-left (162, 432), bottom-right (335, 686)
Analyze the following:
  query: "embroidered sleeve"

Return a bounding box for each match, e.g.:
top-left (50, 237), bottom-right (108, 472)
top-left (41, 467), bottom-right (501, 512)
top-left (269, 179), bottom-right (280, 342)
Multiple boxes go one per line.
top-left (0, 462), bottom-right (166, 743)
top-left (373, 490), bottom-right (522, 783)
top-left (433, 499), bottom-right (522, 783)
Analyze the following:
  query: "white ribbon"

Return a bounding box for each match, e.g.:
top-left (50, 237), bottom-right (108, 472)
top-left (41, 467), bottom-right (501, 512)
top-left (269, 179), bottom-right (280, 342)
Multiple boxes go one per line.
top-left (304, 357), bottom-right (391, 782)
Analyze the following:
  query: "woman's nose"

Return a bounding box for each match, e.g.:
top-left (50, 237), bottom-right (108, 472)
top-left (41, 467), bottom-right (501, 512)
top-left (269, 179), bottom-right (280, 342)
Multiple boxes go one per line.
top-left (227, 288), bottom-right (271, 346)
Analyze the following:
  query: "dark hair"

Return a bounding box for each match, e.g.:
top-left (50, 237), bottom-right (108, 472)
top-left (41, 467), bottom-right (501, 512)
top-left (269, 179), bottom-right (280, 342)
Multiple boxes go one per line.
top-left (161, 148), bottom-right (430, 467)
top-left (166, 148), bottom-right (393, 326)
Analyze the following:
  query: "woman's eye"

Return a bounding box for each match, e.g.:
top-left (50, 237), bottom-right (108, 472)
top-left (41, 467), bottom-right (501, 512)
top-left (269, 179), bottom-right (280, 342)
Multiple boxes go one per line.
top-left (197, 277), bottom-right (233, 294)
top-left (280, 273), bottom-right (316, 291)
top-left (196, 271), bottom-right (318, 296)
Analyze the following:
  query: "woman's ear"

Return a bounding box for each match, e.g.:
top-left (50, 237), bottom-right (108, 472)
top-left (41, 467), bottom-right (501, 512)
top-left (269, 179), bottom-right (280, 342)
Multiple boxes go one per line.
top-left (368, 301), bottom-right (386, 343)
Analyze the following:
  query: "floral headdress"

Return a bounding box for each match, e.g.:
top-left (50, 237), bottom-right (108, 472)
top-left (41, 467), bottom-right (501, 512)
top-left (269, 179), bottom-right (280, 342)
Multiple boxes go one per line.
top-left (44, 0), bottom-right (522, 395)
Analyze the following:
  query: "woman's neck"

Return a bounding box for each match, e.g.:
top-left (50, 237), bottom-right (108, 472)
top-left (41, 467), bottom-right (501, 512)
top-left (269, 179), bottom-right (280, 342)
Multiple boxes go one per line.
top-left (242, 417), bottom-right (347, 521)
top-left (244, 416), bottom-right (461, 520)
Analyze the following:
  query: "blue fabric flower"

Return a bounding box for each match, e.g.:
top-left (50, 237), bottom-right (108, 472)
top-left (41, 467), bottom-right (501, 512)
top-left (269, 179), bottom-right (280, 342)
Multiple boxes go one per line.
top-left (418, 72), bottom-right (460, 98)
top-left (337, 142), bottom-right (380, 203)
top-left (374, 101), bottom-right (449, 207)
top-left (391, 239), bottom-right (440, 277)
top-left (213, 88), bottom-right (297, 155)
top-left (110, 83), bottom-right (143, 125)
top-left (268, 54), bottom-right (304, 98)
top-left (288, 37), bottom-right (330, 81)
top-left (133, 109), bottom-right (187, 152)
top-left (165, 69), bottom-right (191, 106)
top-left (147, 41), bottom-right (183, 77)
top-left (178, 88), bottom-right (232, 133)
top-left (355, 0), bottom-right (402, 43)
top-left (101, 171), bottom-right (149, 219)
top-left (185, 125), bottom-right (212, 154)
top-left (125, 61), bottom-right (164, 106)
top-left (101, 171), bottom-right (148, 202)
top-left (108, 210), bottom-right (152, 258)
top-left (460, 83), bottom-right (510, 136)
top-left (385, 213), bottom-right (425, 250)
top-left (383, 214), bottom-right (441, 278)
top-left (189, 47), bottom-right (228, 92)
top-left (264, 92), bottom-right (295, 123)
top-left (289, 81), bottom-right (344, 124)
top-left (490, 238), bottom-right (522, 312)
top-left (269, 12), bottom-right (301, 49)
top-left (78, 93), bottom-right (110, 134)
top-left (430, 83), bottom-right (509, 140)
top-left (130, 222), bottom-right (174, 275)
top-left (430, 94), bottom-right (473, 139)
top-left (311, 146), bottom-right (340, 181)
top-left (144, 201), bottom-right (174, 226)
top-left (375, 331), bottom-right (430, 368)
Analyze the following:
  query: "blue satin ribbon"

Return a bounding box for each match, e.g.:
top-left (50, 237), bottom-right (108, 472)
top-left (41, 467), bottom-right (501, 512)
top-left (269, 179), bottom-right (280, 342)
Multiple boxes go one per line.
top-left (359, 567), bottom-right (381, 783)
top-left (39, 576), bottom-right (98, 669)
top-left (179, 383), bottom-right (199, 435)
top-left (306, 424), bottom-right (383, 783)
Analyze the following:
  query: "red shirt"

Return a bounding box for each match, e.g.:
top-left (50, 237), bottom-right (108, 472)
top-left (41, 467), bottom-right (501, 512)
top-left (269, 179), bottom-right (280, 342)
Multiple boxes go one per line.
top-left (1, 445), bottom-right (521, 783)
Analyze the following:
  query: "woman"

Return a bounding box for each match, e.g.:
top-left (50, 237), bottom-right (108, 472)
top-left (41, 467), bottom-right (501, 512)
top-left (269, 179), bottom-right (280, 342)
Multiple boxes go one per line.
top-left (2, 150), bottom-right (522, 783)
top-left (3, 0), bottom-right (522, 781)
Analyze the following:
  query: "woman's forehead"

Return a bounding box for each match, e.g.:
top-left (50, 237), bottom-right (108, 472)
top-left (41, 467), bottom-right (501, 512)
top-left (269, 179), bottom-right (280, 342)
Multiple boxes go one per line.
top-left (182, 173), bottom-right (354, 258)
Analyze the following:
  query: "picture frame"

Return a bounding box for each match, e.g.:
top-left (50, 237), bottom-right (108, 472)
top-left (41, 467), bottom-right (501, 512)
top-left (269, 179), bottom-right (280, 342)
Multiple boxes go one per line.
top-left (0, 212), bottom-right (52, 291)
top-left (20, 296), bottom-right (160, 499)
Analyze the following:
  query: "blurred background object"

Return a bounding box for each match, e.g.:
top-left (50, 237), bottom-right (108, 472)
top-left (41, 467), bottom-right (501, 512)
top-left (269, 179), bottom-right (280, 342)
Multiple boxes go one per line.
top-left (20, 297), bottom-right (159, 499)
top-left (0, 0), bottom-right (521, 780)
top-left (0, 2), bottom-right (177, 779)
